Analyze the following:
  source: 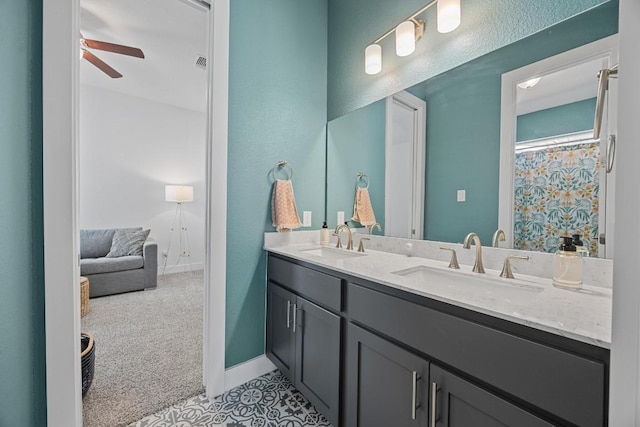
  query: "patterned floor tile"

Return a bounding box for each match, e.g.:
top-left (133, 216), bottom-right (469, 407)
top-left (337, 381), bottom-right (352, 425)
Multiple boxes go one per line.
top-left (131, 394), bottom-right (222, 427)
top-left (132, 370), bottom-right (333, 427)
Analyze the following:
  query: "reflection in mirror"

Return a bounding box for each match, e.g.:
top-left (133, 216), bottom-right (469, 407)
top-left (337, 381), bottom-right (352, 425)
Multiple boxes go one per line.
top-left (326, 90), bottom-right (426, 239)
top-left (513, 60), bottom-right (601, 257)
top-left (325, 2), bottom-right (618, 256)
top-left (500, 35), bottom-right (618, 259)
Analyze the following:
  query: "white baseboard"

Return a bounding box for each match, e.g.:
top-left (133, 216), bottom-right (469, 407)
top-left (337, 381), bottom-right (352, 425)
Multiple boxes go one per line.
top-left (224, 355), bottom-right (276, 392)
top-left (159, 262), bottom-right (204, 274)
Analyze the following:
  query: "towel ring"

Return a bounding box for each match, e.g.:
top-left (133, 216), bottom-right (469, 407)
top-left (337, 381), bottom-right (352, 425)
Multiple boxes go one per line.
top-left (356, 172), bottom-right (369, 189)
top-left (270, 160), bottom-right (294, 181)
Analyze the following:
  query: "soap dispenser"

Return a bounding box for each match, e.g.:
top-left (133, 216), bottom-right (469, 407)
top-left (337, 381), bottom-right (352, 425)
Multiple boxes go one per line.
top-left (553, 236), bottom-right (583, 290)
top-left (320, 221), bottom-right (330, 246)
top-left (572, 233), bottom-right (589, 257)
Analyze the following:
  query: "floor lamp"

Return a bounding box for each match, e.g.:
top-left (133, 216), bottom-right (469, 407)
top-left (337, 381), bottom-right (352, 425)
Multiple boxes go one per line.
top-left (163, 185), bottom-right (194, 274)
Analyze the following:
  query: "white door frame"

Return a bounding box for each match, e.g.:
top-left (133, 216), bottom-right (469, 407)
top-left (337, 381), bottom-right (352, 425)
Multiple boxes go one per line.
top-left (384, 90), bottom-right (426, 239)
top-left (498, 35), bottom-right (618, 253)
top-left (42, 1), bottom-right (229, 425)
top-left (610, 0), bottom-right (640, 423)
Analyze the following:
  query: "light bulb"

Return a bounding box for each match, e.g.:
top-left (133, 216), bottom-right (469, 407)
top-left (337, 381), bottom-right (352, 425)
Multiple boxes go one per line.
top-left (517, 77), bottom-right (542, 89)
top-left (396, 21), bottom-right (416, 57)
top-left (437, 0), bottom-right (461, 33)
top-left (365, 44), bottom-right (382, 75)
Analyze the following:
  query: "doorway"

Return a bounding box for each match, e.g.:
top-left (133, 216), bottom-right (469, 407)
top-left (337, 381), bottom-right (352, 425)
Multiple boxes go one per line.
top-left (42, 1), bottom-right (229, 426)
top-left (384, 90), bottom-right (426, 239)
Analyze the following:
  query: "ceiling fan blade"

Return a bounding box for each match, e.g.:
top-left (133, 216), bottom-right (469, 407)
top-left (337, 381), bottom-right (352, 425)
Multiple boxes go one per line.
top-left (82, 38), bottom-right (145, 59)
top-left (82, 49), bottom-right (123, 79)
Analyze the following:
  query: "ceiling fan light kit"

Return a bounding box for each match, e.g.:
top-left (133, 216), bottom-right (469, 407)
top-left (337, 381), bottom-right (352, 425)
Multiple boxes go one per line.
top-left (80, 35), bottom-right (145, 79)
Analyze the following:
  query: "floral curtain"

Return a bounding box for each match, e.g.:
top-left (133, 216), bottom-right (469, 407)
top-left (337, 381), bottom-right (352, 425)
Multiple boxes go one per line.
top-left (513, 142), bottom-right (600, 256)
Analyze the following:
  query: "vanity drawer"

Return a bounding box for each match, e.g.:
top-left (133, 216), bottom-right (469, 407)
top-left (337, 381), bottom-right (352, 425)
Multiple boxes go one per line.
top-left (268, 255), bottom-right (342, 312)
top-left (346, 282), bottom-right (606, 427)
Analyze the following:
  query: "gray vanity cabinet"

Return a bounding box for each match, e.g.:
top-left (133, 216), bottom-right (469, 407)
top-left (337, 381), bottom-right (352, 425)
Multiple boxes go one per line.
top-left (266, 282), bottom-right (296, 381)
top-left (266, 253), bottom-right (610, 427)
top-left (294, 297), bottom-right (341, 426)
top-left (266, 256), bottom-right (343, 427)
top-left (345, 323), bottom-right (430, 427)
top-left (429, 365), bottom-right (554, 427)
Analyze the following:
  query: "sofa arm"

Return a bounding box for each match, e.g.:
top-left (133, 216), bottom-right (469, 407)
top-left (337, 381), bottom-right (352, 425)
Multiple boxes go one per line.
top-left (143, 239), bottom-right (158, 289)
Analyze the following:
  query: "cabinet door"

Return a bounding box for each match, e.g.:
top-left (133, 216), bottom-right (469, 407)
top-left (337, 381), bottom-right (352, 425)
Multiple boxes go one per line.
top-left (345, 323), bottom-right (429, 427)
top-left (430, 365), bottom-right (554, 427)
top-left (294, 298), bottom-right (341, 427)
top-left (266, 282), bottom-right (296, 382)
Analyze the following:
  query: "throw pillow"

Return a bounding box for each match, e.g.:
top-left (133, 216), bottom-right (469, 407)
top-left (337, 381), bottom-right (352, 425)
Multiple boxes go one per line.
top-left (106, 229), bottom-right (151, 258)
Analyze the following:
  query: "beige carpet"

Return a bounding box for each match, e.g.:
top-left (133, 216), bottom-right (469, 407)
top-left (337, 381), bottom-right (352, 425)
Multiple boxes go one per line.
top-left (81, 270), bottom-right (205, 427)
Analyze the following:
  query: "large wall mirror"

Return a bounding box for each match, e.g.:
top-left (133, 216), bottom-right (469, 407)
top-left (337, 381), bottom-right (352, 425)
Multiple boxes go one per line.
top-left (325, 1), bottom-right (618, 258)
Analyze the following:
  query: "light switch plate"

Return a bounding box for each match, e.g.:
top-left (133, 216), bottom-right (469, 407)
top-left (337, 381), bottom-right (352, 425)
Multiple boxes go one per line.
top-left (337, 211), bottom-right (345, 225)
top-left (303, 211), bottom-right (312, 227)
top-left (457, 190), bottom-right (466, 202)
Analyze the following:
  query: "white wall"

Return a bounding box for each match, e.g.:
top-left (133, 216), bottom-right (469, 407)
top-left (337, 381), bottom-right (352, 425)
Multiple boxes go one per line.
top-left (610, 0), bottom-right (640, 423)
top-left (79, 84), bottom-right (206, 272)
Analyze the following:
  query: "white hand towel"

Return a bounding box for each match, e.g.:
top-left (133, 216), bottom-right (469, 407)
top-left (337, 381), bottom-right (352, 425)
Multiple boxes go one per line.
top-left (352, 187), bottom-right (376, 227)
top-left (272, 179), bottom-right (302, 232)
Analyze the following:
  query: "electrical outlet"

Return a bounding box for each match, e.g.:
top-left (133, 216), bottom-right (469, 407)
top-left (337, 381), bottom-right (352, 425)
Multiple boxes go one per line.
top-left (457, 190), bottom-right (466, 202)
top-left (303, 211), bottom-right (312, 227)
top-left (337, 211), bottom-right (345, 225)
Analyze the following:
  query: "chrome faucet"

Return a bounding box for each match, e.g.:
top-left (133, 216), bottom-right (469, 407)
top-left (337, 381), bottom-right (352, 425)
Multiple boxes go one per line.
top-left (492, 229), bottom-right (506, 248)
top-left (463, 233), bottom-right (485, 273)
top-left (335, 224), bottom-right (353, 250)
top-left (368, 223), bottom-right (382, 235)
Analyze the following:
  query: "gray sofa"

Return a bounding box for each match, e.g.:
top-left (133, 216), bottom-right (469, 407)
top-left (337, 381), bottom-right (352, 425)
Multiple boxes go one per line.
top-left (80, 228), bottom-right (157, 297)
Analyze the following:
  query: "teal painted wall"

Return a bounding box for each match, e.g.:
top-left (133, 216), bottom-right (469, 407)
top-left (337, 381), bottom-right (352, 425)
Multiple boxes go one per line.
top-left (412, 2), bottom-right (617, 244)
top-left (226, 0), bottom-right (328, 367)
top-left (327, 100), bottom-right (385, 229)
top-left (0, 2), bottom-right (47, 426)
top-left (327, 0), bottom-right (611, 120)
top-left (517, 97), bottom-right (597, 142)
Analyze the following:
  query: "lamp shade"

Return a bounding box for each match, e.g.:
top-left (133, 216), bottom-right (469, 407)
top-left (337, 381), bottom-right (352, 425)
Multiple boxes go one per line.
top-left (395, 21), bottom-right (416, 57)
top-left (365, 44), bottom-right (382, 75)
top-left (165, 185), bottom-right (194, 203)
top-left (437, 0), bottom-right (461, 33)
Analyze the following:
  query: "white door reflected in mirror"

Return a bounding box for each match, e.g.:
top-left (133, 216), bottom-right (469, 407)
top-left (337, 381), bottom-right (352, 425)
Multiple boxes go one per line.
top-left (385, 91), bottom-right (426, 239)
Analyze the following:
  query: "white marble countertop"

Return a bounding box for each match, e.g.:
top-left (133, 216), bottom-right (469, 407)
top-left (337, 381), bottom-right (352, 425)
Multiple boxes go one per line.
top-left (266, 242), bottom-right (612, 349)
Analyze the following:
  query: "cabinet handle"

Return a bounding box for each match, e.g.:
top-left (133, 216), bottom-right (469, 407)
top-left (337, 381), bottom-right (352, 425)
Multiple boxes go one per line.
top-left (292, 303), bottom-right (297, 333)
top-left (286, 300), bottom-right (291, 329)
top-left (430, 382), bottom-right (439, 427)
top-left (411, 371), bottom-right (421, 420)
top-left (606, 134), bottom-right (616, 173)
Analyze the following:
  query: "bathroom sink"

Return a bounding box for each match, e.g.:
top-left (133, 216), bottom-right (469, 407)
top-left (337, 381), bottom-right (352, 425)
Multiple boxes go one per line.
top-left (392, 265), bottom-right (544, 298)
top-left (300, 247), bottom-right (366, 260)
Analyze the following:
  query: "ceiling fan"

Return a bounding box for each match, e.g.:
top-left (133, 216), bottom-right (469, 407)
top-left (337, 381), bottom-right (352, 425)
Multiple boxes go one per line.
top-left (80, 35), bottom-right (145, 79)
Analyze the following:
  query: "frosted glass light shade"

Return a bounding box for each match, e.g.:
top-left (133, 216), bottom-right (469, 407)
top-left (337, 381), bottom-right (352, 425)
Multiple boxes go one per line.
top-left (437, 0), bottom-right (461, 33)
top-left (165, 185), bottom-right (194, 203)
top-left (395, 21), bottom-right (416, 57)
top-left (365, 44), bottom-right (382, 75)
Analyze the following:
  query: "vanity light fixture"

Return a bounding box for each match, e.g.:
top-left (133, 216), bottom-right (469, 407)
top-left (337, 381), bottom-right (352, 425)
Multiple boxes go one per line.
top-left (517, 77), bottom-right (542, 89)
top-left (365, 44), bottom-right (382, 75)
top-left (364, 0), bottom-right (461, 75)
top-left (437, 0), bottom-right (462, 33)
top-left (396, 20), bottom-right (419, 57)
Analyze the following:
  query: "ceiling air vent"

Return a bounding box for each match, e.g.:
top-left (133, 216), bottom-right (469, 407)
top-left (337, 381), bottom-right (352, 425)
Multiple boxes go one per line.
top-left (195, 55), bottom-right (207, 70)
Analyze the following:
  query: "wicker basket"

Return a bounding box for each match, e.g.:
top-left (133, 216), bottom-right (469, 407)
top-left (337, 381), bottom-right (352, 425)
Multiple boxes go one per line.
top-left (80, 276), bottom-right (89, 317)
top-left (81, 333), bottom-right (95, 397)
